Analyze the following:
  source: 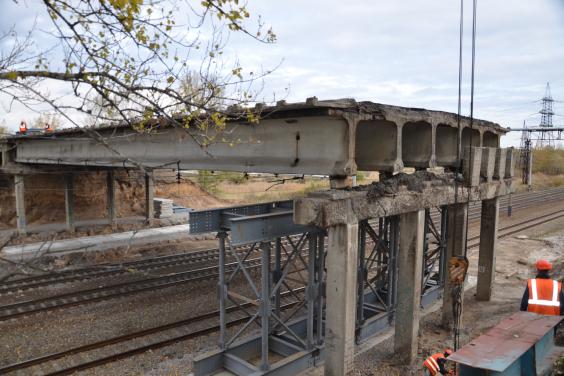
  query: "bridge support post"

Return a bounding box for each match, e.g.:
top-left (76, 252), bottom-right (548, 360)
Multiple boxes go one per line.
top-left (442, 202), bottom-right (468, 330)
top-left (14, 174), bottom-right (26, 235)
top-left (64, 173), bottom-right (75, 233)
top-left (145, 172), bottom-right (154, 222)
top-left (325, 222), bottom-right (358, 376)
top-left (394, 210), bottom-right (425, 364)
top-left (476, 198), bottom-right (499, 301)
top-left (106, 170), bottom-right (116, 228)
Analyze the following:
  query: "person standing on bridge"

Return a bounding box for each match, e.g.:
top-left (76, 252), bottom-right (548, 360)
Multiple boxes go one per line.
top-left (19, 120), bottom-right (27, 135)
top-left (520, 259), bottom-right (563, 316)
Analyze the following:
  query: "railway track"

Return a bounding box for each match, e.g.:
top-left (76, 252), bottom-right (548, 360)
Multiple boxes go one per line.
top-left (0, 188), bottom-right (563, 322)
top-left (1, 203), bottom-right (563, 324)
top-left (467, 208), bottom-right (564, 248)
top-left (0, 248), bottom-right (224, 295)
top-left (2, 196), bottom-right (564, 374)
top-left (0, 294), bottom-right (302, 375)
top-left (0, 257), bottom-right (263, 322)
top-left (2, 187), bottom-right (562, 296)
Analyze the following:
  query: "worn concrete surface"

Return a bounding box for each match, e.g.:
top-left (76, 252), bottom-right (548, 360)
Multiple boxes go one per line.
top-left (3, 99), bottom-right (506, 177)
top-left (294, 171), bottom-right (514, 228)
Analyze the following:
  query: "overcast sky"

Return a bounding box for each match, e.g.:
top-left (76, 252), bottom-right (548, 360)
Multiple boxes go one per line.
top-left (2, 0), bottom-right (564, 146)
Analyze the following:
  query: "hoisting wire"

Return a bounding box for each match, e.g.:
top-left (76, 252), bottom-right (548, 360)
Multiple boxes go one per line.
top-left (451, 0), bottom-right (478, 355)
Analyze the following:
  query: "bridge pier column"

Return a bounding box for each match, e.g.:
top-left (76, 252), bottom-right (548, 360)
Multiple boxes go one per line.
top-left (14, 174), bottom-right (26, 235)
top-left (476, 197), bottom-right (499, 301)
top-left (442, 202), bottom-right (468, 330)
top-left (325, 221), bottom-right (358, 376)
top-left (394, 210), bottom-right (425, 364)
top-left (145, 172), bottom-right (154, 222)
top-left (106, 170), bottom-right (116, 228)
top-left (64, 173), bottom-right (75, 233)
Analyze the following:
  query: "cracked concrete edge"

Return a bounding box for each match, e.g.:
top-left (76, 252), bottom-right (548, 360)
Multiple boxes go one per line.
top-left (294, 178), bottom-right (515, 228)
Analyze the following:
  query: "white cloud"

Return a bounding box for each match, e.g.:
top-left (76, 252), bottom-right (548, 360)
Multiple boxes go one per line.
top-left (2, 0), bottom-right (564, 145)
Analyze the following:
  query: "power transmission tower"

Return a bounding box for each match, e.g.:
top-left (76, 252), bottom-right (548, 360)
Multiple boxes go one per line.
top-left (540, 82), bottom-right (554, 127)
top-left (536, 82), bottom-right (556, 147)
top-left (516, 82), bottom-right (563, 189)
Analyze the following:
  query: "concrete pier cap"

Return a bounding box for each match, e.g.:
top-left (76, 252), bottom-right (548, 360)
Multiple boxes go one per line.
top-left (293, 170), bottom-right (515, 228)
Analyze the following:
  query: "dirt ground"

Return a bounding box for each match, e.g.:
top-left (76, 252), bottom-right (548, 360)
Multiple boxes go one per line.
top-left (0, 170), bottom-right (225, 230)
top-left (350, 217), bottom-right (564, 376)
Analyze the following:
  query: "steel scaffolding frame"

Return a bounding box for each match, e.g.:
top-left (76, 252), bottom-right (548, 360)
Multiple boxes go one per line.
top-left (191, 201), bottom-right (448, 375)
top-left (355, 216), bottom-right (399, 341)
top-left (191, 201), bottom-right (324, 375)
top-left (421, 207), bottom-right (448, 307)
top-left (355, 208), bottom-right (448, 342)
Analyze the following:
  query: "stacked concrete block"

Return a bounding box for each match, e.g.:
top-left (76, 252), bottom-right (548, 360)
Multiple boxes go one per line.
top-left (463, 146), bottom-right (482, 187)
top-left (480, 147), bottom-right (496, 182)
top-left (153, 198), bottom-right (174, 218)
top-left (494, 148), bottom-right (507, 179)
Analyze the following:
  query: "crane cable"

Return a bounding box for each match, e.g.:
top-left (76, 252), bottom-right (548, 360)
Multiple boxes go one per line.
top-left (452, 0), bottom-right (478, 354)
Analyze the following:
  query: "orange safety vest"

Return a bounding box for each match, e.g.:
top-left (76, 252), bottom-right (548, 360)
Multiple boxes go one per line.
top-left (424, 353), bottom-right (446, 375)
top-left (19, 121), bottom-right (27, 133)
top-left (527, 278), bottom-right (562, 316)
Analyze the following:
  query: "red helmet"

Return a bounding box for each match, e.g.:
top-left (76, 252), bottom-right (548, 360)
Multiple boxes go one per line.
top-left (536, 259), bottom-right (552, 271)
top-left (444, 349), bottom-right (454, 356)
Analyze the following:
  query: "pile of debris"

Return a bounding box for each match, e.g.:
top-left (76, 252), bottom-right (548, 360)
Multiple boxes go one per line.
top-left (153, 198), bottom-right (174, 218)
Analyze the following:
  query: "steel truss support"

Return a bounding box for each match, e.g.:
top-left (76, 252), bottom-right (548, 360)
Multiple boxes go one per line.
top-left (421, 207), bottom-right (448, 307)
top-left (355, 208), bottom-right (448, 343)
top-left (355, 217), bottom-right (399, 342)
top-left (195, 229), bottom-right (325, 376)
top-left (193, 201), bottom-right (449, 375)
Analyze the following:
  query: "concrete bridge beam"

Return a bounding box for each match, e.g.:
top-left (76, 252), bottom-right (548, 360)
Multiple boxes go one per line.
top-left (6, 99), bottom-right (505, 178)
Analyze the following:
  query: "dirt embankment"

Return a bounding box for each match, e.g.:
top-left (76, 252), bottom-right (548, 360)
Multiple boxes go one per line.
top-left (0, 170), bottom-right (225, 229)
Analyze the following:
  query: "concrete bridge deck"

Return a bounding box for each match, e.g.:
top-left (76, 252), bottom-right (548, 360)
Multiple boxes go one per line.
top-left (1, 98), bottom-right (506, 177)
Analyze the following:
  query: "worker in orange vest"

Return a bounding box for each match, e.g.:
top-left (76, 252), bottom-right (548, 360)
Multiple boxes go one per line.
top-left (520, 259), bottom-right (563, 316)
top-left (423, 349), bottom-right (454, 375)
top-left (19, 120), bottom-right (27, 134)
top-left (44, 123), bottom-right (54, 133)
